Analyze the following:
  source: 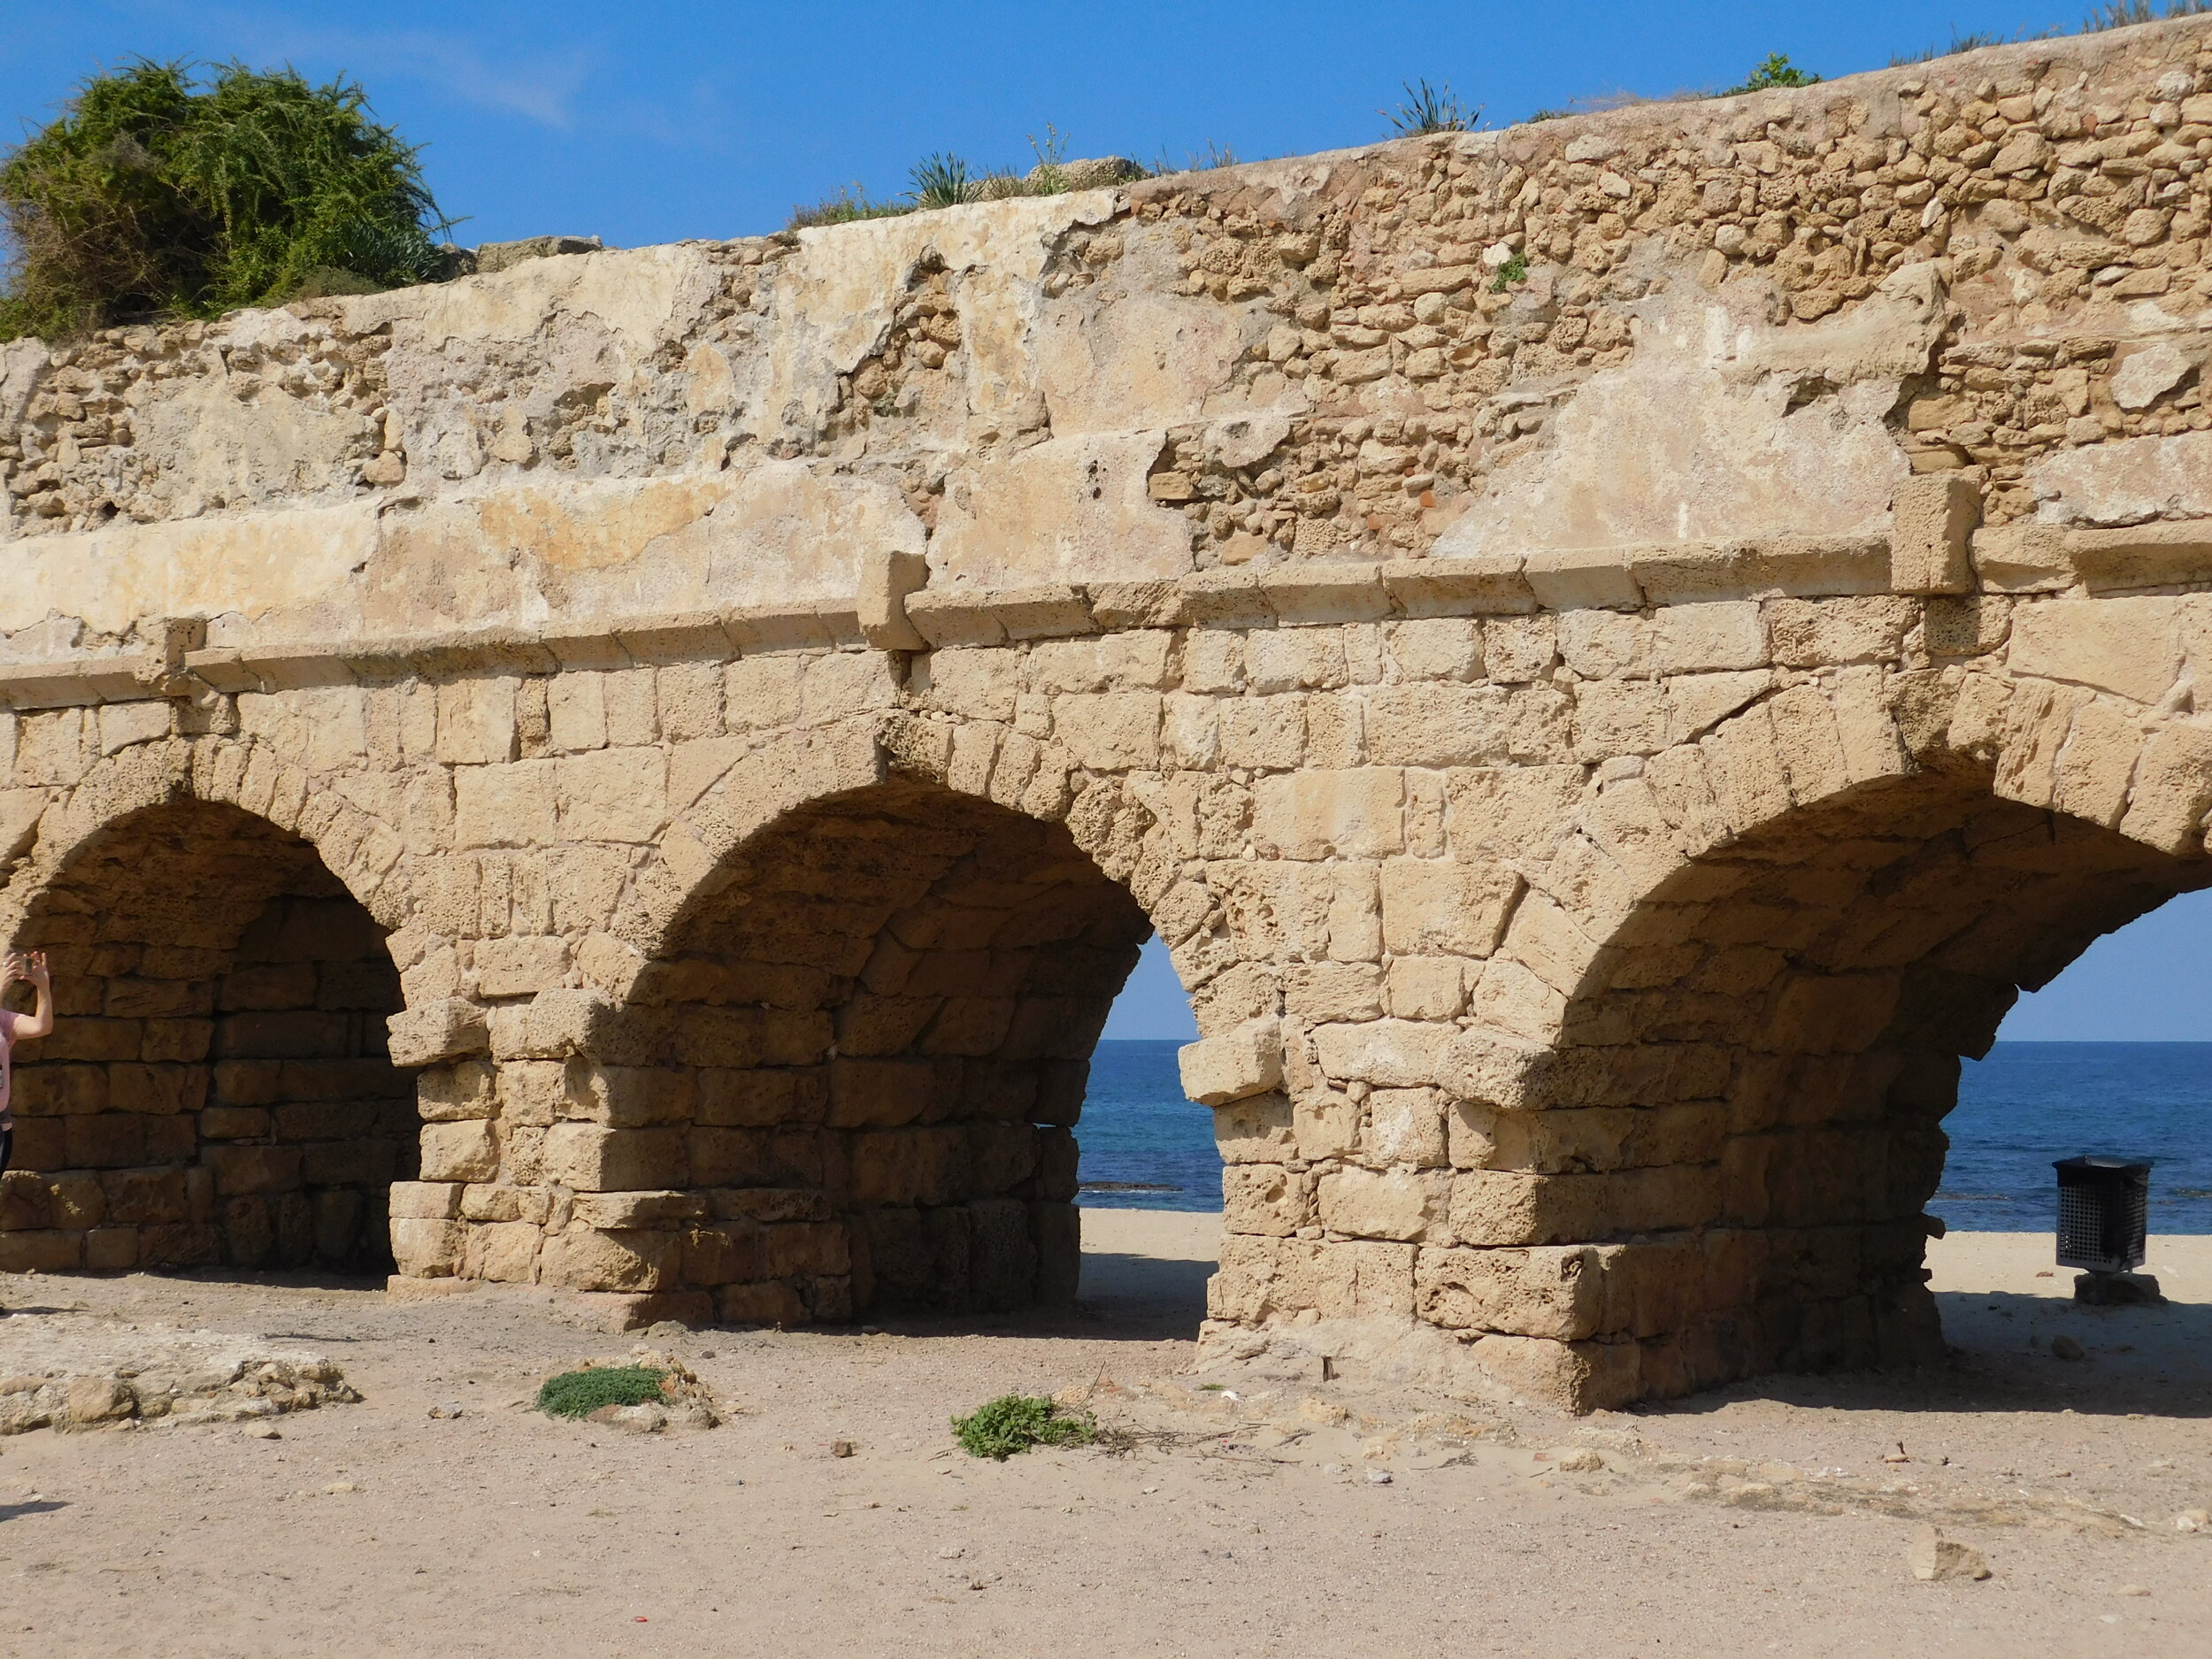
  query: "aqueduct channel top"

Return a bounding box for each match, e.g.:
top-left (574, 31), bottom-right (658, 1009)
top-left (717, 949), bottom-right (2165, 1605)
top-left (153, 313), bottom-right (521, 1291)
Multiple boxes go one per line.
top-left (5, 20), bottom-right (2212, 1409)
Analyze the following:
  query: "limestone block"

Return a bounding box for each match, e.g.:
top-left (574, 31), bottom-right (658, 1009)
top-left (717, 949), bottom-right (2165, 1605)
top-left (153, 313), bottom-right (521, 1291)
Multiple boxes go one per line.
top-left (1221, 1164), bottom-right (1312, 1237)
top-left (1317, 1166), bottom-right (1448, 1240)
top-left (464, 1219), bottom-right (542, 1283)
top-left (1310, 1019), bottom-right (1454, 1089)
top-left (1572, 679), bottom-right (1668, 757)
top-left (556, 747), bottom-right (668, 842)
top-left (1444, 765), bottom-right (1583, 862)
top-left (1461, 1332), bottom-right (1641, 1414)
top-left (1055, 692), bottom-right (1161, 771)
top-left (97, 700), bottom-right (171, 755)
top-left (1647, 603), bottom-right (1766, 675)
top-left (547, 673), bottom-right (607, 752)
top-left (803, 652), bottom-right (900, 723)
top-left (388, 1181), bottom-right (465, 1219)
top-left (390, 1217), bottom-right (466, 1278)
top-left (539, 1225), bottom-right (678, 1292)
top-left (1282, 961), bottom-right (1384, 1023)
top-left (1379, 859), bottom-right (1520, 956)
top-left (2009, 595), bottom-right (2184, 706)
top-left (1994, 680), bottom-right (2092, 810)
top-left (2117, 720), bottom-right (2212, 853)
top-left (1178, 1018), bottom-right (1282, 1105)
top-left (1889, 475), bottom-right (1979, 595)
top-left (386, 998), bottom-right (489, 1067)
top-left (541, 1124), bottom-right (687, 1191)
top-left (1247, 627), bottom-right (1348, 693)
top-left (1211, 1094), bottom-right (1296, 1164)
top-left (1365, 683), bottom-right (1570, 766)
top-left (454, 760), bottom-right (556, 848)
top-left (2052, 697), bottom-right (2145, 829)
top-left (419, 1120), bottom-right (501, 1183)
top-left (1386, 956), bottom-right (1466, 1020)
top-left (1766, 596), bottom-right (1917, 667)
top-left (1364, 1087), bottom-right (1447, 1168)
top-left (1293, 1090), bottom-right (1359, 1160)
top-left (1252, 769), bottom-right (1402, 859)
top-left (202, 1144), bottom-right (303, 1196)
top-left (436, 678), bottom-right (518, 765)
top-left (1217, 695), bottom-right (1306, 771)
top-left (1414, 1243), bottom-right (1616, 1339)
top-left (473, 935), bottom-right (572, 998)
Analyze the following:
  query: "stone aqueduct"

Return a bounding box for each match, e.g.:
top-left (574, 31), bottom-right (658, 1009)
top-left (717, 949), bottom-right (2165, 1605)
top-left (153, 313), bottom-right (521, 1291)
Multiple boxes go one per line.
top-left (4, 24), bottom-right (2212, 1408)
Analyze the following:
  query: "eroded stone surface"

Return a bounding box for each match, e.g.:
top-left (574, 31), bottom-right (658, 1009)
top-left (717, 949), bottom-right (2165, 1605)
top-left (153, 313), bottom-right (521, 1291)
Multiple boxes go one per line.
top-left (6, 24), bottom-right (2212, 1411)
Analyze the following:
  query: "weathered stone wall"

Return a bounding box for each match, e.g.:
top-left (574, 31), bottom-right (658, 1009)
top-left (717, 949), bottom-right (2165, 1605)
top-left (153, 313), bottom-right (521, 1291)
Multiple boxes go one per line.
top-left (4, 22), bottom-right (2212, 1407)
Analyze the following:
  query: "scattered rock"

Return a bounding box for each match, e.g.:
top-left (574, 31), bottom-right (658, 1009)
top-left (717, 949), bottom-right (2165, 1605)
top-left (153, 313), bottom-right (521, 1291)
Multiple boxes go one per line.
top-left (2116, 1584), bottom-right (2151, 1597)
top-left (474, 235), bottom-right (604, 276)
top-left (830, 1440), bottom-right (856, 1458)
top-left (2050, 1335), bottom-right (2087, 1362)
top-left (242, 1424), bottom-right (282, 1441)
top-left (1365, 1469), bottom-right (1394, 1485)
top-left (1907, 1525), bottom-right (1991, 1582)
top-left (2175, 1510), bottom-right (2208, 1533)
top-left (1555, 1448), bottom-right (1605, 1473)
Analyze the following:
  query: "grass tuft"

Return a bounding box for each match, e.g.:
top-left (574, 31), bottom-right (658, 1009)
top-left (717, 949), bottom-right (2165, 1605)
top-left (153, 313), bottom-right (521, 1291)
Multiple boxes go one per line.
top-left (2085, 0), bottom-right (2211, 28)
top-left (1717, 53), bottom-right (1821, 96)
top-left (951, 1394), bottom-right (1094, 1460)
top-left (536, 1365), bottom-right (668, 1419)
top-left (1384, 79), bottom-right (1479, 136)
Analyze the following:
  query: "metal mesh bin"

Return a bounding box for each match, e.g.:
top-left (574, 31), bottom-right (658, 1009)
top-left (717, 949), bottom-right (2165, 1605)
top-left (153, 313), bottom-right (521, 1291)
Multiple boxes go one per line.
top-left (2054, 1156), bottom-right (2150, 1276)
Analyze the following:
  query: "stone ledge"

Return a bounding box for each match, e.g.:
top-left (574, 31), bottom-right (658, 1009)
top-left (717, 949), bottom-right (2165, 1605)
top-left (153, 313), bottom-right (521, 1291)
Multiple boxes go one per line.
top-left (1974, 519), bottom-right (2212, 595)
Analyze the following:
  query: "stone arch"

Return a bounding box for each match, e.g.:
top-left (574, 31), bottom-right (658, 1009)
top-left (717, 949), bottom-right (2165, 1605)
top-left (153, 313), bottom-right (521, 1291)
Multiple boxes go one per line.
top-left (471, 736), bottom-right (1179, 1324)
top-left (0, 744), bottom-right (419, 1278)
top-left (1463, 675), bottom-right (2212, 1404)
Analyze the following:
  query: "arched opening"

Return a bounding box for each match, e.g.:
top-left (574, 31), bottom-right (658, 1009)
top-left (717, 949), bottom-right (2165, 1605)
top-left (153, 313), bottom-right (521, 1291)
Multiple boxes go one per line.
top-left (1539, 762), bottom-right (2211, 1396)
top-left (615, 780), bottom-right (1153, 1321)
top-left (0, 801), bottom-right (416, 1277)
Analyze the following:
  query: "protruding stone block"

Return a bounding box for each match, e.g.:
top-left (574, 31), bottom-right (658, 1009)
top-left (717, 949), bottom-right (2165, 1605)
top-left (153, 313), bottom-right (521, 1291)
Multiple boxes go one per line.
top-left (1890, 475), bottom-right (1979, 595)
top-left (1178, 1018), bottom-right (1282, 1105)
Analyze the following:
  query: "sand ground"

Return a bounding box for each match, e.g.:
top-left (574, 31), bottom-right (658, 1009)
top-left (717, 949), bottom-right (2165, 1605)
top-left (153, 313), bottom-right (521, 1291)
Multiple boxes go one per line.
top-left (2, 1215), bottom-right (2209, 1659)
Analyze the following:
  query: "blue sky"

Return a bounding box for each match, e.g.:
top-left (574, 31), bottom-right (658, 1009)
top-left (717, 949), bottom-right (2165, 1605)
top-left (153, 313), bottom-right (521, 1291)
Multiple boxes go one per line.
top-left (10, 2), bottom-right (2202, 1042)
top-left (0, 0), bottom-right (2139, 248)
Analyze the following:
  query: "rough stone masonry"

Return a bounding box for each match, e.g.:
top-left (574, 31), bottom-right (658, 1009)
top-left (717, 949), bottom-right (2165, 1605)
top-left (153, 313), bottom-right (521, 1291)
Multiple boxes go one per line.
top-left (4, 20), bottom-right (2212, 1409)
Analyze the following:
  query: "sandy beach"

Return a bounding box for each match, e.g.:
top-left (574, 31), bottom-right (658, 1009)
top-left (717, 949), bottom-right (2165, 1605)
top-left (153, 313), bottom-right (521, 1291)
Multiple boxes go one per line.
top-left (2, 1216), bottom-right (2208, 1659)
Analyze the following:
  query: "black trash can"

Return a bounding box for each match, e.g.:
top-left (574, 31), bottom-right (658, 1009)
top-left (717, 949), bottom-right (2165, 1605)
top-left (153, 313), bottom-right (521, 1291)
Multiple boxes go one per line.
top-left (2054, 1156), bottom-right (2151, 1276)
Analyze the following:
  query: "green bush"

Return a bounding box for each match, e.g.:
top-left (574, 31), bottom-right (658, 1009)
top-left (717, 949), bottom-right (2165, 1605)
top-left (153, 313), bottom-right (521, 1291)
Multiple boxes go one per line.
top-left (1384, 79), bottom-right (1478, 136)
top-left (536, 1365), bottom-right (668, 1419)
top-left (1720, 54), bottom-right (1820, 96)
top-left (950, 1394), bottom-right (1094, 1460)
top-left (0, 58), bottom-right (451, 341)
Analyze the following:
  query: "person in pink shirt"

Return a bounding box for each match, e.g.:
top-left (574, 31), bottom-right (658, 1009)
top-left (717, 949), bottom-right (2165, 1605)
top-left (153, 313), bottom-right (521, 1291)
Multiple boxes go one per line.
top-left (0, 948), bottom-right (54, 1181)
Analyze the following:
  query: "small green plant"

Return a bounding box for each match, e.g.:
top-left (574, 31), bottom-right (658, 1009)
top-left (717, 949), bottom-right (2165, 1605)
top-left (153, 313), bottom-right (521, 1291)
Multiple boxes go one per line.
top-left (786, 183), bottom-right (912, 231)
top-left (536, 1365), bottom-right (667, 1419)
top-left (1383, 79), bottom-right (1478, 136)
top-left (910, 152), bottom-right (979, 210)
top-left (1148, 141), bottom-right (1240, 177)
top-left (1720, 53), bottom-right (1821, 96)
top-left (2085, 0), bottom-right (2210, 27)
top-left (1488, 250), bottom-right (1529, 291)
top-left (951, 1394), bottom-right (1094, 1460)
top-left (1, 58), bottom-right (452, 341)
top-left (1025, 123), bottom-right (1071, 194)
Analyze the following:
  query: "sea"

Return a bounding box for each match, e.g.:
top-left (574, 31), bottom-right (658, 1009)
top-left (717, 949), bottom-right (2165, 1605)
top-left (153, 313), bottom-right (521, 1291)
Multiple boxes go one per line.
top-left (1073, 1039), bottom-right (2212, 1233)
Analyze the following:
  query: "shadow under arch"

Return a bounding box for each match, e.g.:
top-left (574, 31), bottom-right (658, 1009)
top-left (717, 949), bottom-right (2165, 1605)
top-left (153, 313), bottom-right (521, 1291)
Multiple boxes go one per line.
top-left (604, 776), bottom-right (1156, 1322)
top-left (0, 797), bottom-right (417, 1277)
top-left (1538, 756), bottom-right (2212, 1397)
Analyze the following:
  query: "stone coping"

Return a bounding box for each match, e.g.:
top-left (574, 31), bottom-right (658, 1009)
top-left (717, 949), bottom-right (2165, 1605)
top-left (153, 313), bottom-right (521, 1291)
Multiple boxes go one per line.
top-left (6, 521), bottom-right (2212, 710)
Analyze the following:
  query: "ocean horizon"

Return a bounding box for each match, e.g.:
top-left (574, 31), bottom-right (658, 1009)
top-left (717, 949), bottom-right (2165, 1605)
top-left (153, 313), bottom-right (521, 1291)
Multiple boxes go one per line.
top-left (1074, 1038), bottom-right (2212, 1234)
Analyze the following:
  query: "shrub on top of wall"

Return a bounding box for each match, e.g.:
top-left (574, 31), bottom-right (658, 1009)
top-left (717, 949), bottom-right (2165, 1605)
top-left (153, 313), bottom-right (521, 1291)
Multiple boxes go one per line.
top-left (0, 58), bottom-right (454, 342)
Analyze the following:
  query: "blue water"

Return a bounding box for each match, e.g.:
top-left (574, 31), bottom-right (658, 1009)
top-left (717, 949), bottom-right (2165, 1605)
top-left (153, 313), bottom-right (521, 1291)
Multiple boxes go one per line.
top-left (1074, 1040), bottom-right (2212, 1232)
